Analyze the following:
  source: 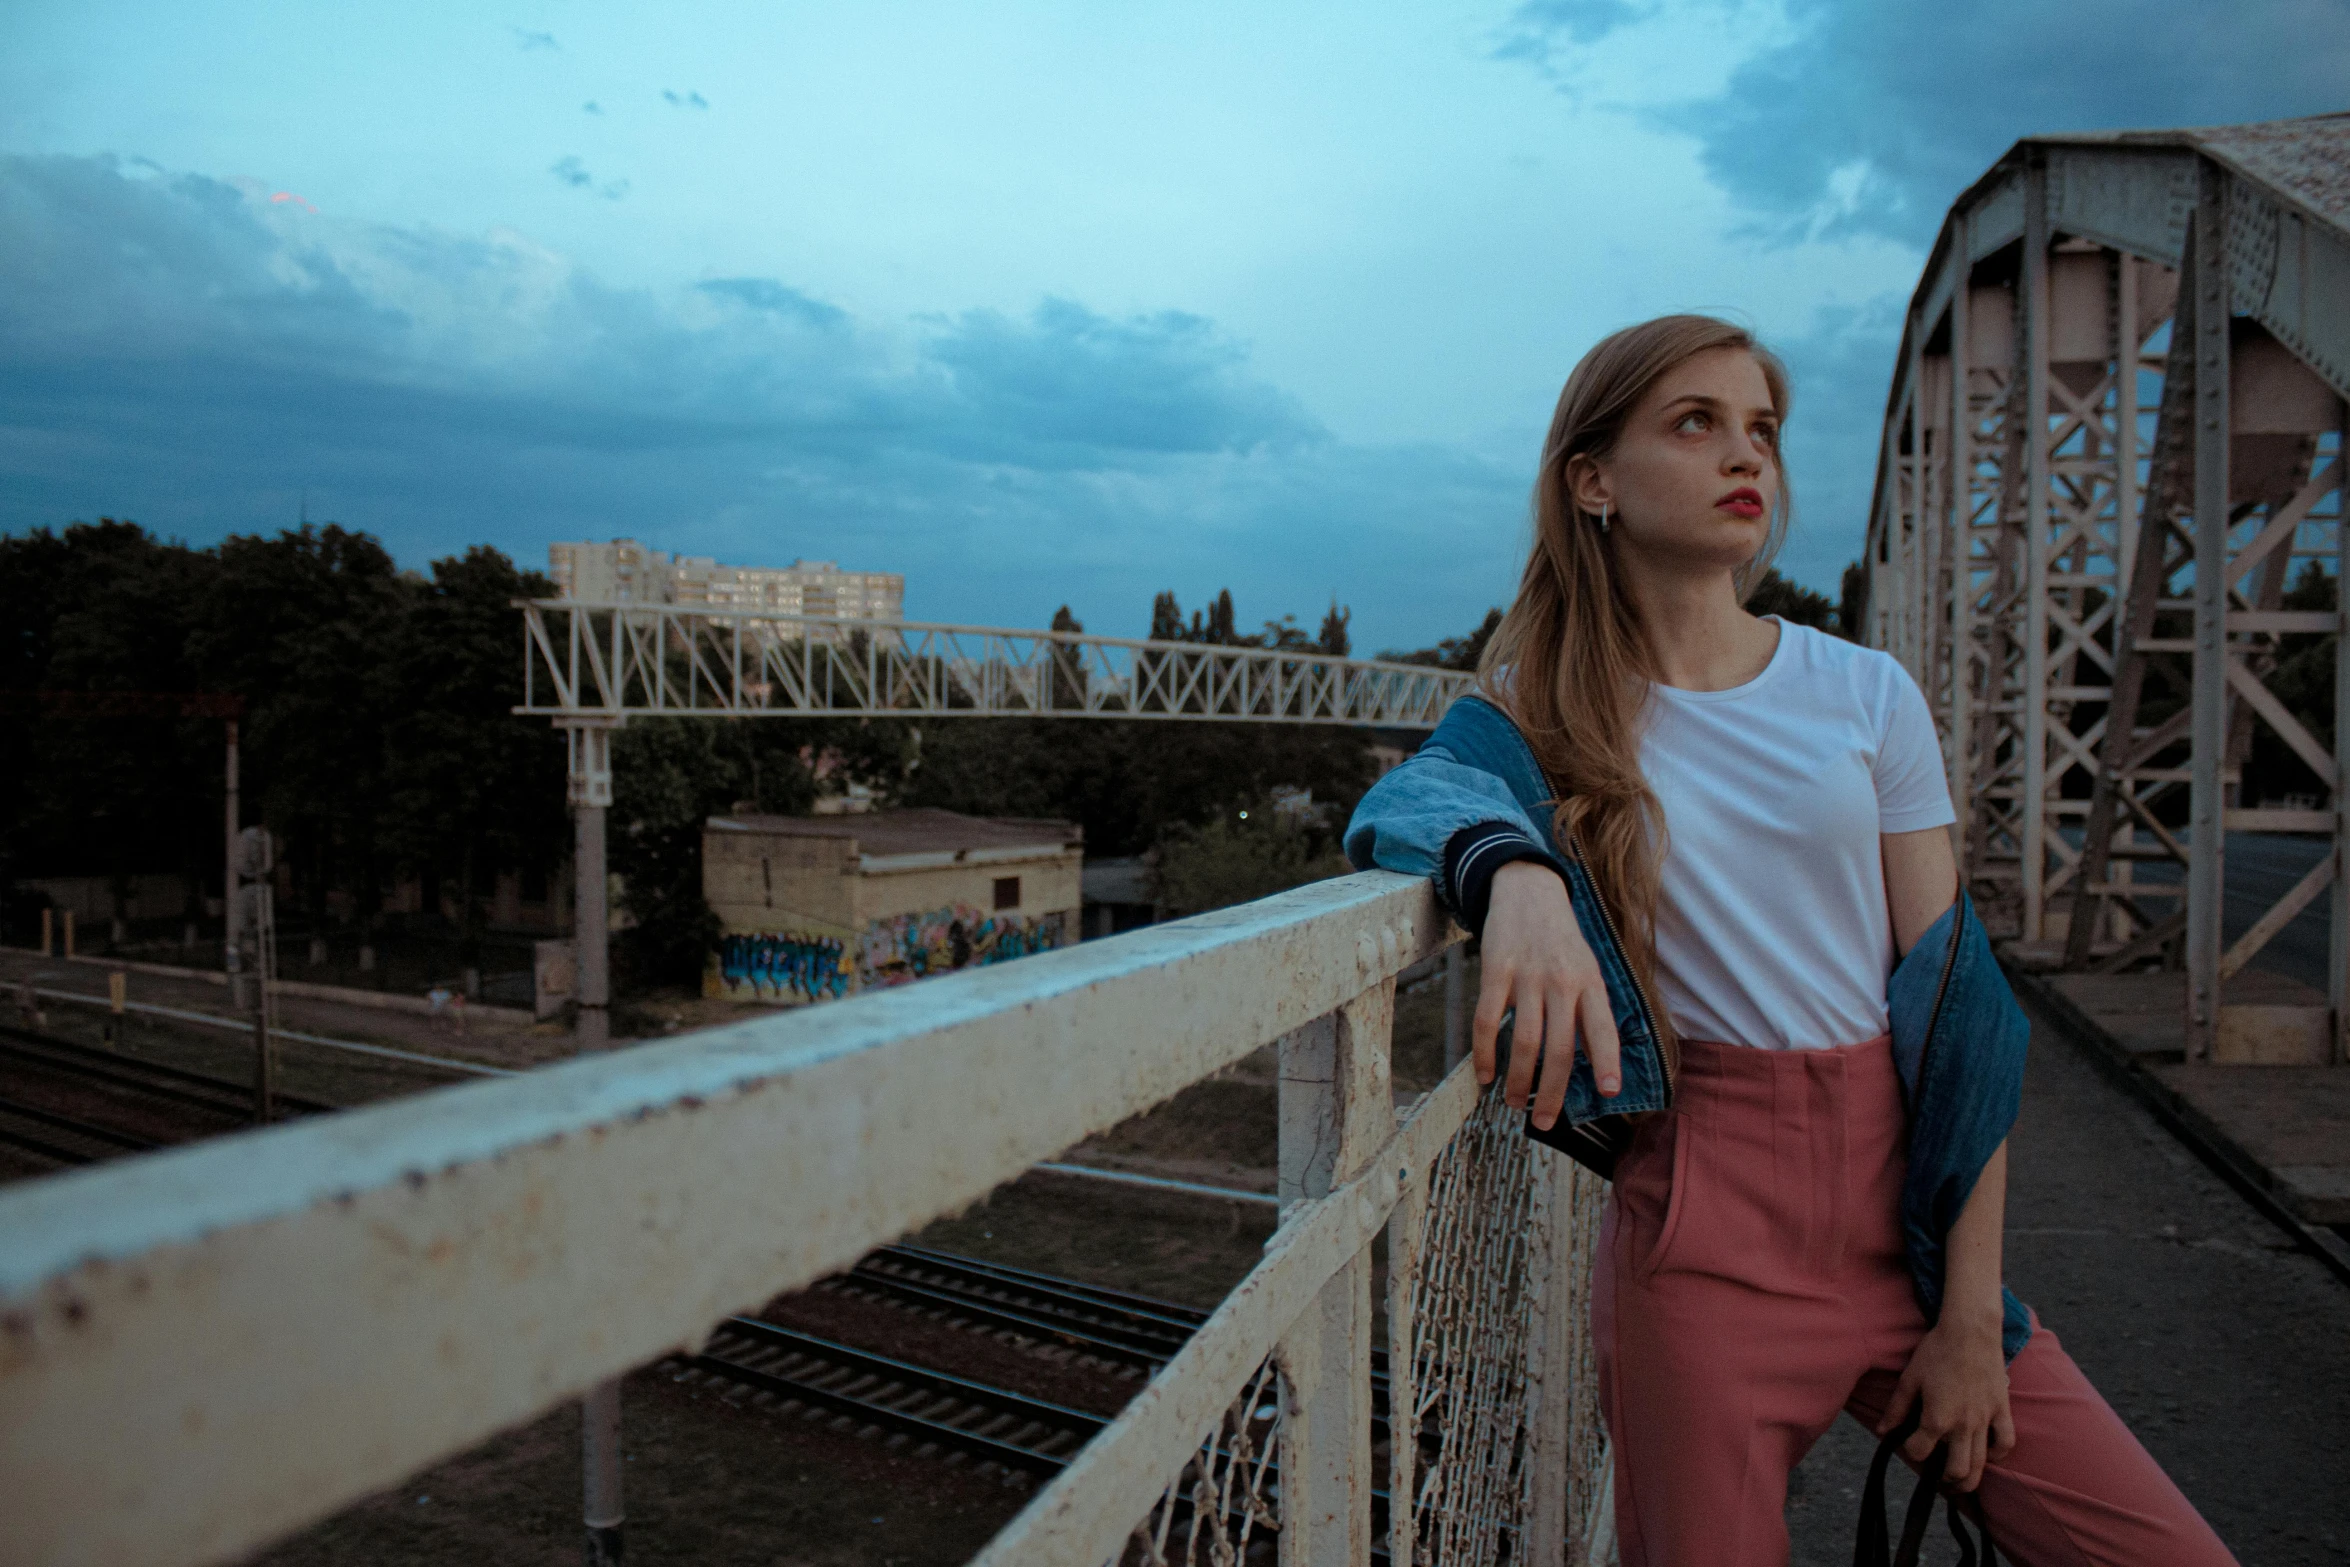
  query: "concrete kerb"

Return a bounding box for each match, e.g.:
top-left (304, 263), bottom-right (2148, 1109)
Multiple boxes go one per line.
top-left (2006, 964), bottom-right (2350, 1289)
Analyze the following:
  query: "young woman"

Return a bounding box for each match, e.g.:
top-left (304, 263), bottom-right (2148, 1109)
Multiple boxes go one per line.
top-left (1345, 316), bottom-right (2235, 1566)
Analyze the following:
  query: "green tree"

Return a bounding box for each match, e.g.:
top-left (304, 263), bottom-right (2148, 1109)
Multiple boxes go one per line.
top-left (1744, 568), bottom-right (1839, 634)
top-left (1154, 801), bottom-right (1351, 916)
top-left (193, 525), bottom-right (411, 947)
top-left (1316, 600), bottom-right (1352, 657)
top-left (383, 546), bottom-right (567, 967)
top-left (1837, 560), bottom-right (1869, 642)
top-left (0, 521), bottom-right (223, 930)
top-left (1382, 607), bottom-right (1502, 672)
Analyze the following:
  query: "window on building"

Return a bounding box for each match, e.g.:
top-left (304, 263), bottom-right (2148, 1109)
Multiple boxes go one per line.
top-left (993, 876), bottom-right (1021, 911)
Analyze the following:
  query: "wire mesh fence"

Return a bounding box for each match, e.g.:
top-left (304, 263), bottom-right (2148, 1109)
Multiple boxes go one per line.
top-left (1099, 1077), bottom-right (1615, 1567)
top-left (1397, 1085), bottom-right (1612, 1565)
top-left (1120, 1358), bottom-right (1286, 1567)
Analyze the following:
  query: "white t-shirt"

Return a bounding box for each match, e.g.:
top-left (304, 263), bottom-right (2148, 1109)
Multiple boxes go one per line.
top-left (1641, 620), bottom-right (1955, 1050)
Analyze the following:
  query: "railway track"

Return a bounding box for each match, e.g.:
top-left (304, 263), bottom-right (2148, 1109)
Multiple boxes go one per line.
top-left (686, 1247), bottom-right (1438, 1559)
top-left (0, 1023), bottom-right (334, 1169)
top-left (676, 1311), bottom-right (1299, 1560)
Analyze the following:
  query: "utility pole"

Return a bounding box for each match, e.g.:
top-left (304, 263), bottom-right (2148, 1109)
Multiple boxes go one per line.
top-left (225, 719), bottom-right (243, 1012)
top-left (237, 826), bottom-right (279, 1123)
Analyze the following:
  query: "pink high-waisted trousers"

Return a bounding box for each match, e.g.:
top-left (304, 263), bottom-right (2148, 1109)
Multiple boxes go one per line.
top-left (1590, 1032), bottom-right (2237, 1567)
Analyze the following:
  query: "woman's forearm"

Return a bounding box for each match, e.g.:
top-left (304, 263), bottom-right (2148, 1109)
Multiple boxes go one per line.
top-left (1940, 1139), bottom-right (2009, 1334)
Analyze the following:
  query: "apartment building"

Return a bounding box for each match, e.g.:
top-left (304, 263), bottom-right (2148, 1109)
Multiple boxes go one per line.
top-left (548, 540), bottom-right (904, 632)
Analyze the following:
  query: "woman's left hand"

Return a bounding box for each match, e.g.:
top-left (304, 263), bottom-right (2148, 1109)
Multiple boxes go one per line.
top-left (1879, 1313), bottom-right (2017, 1492)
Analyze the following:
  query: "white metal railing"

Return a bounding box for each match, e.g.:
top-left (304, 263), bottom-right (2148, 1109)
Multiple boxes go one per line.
top-left (516, 599), bottom-right (1474, 727)
top-left (0, 872), bottom-right (1611, 1567)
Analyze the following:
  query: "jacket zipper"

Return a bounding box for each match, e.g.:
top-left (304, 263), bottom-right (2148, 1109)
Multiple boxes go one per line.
top-left (1563, 825), bottom-right (1674, 1101)
top-left (1913, 890), bottom-right (1965, 1104)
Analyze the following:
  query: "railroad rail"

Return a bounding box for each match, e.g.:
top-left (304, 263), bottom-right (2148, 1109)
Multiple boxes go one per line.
top-left (681, 1313), bottom-right (1109, 1479)
top-left (0, 1025), bottom-right (336, 1170)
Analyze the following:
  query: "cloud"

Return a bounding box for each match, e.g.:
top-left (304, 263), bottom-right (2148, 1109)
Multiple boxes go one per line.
top-left (1502, 0), bottom-right (2350, 244)
top-left (549, 155), bottom-right (628, 200)
top-left (0, 154), bottom-right (1512, 644)
top-left (695, 278), bottom-right (848, 329)
top-left (582, 100), bottom-right (602, 116)
top-left (512, 28), bottom-right (558, 51)
top-left (923, 299), bottom-right (1325, 464)
top-left (661, 90), bottom-right (710, 110)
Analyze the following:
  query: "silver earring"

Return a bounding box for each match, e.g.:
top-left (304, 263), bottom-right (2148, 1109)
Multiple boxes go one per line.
top-left (1597, 501), bottom-right (1610, 534)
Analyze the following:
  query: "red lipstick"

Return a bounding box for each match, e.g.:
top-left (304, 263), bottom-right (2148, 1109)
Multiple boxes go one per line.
top-left (1717, 487), bottom-right (1765, 519)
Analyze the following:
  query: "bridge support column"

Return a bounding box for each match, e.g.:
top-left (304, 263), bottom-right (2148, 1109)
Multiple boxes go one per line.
top-left (2186, 176), bottom-right (2233, 1061)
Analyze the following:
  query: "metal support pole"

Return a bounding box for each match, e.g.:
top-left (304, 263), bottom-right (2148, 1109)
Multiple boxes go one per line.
top-left (574, 803), bottom-right (609, 1053)
top-left (560, 717), bottom-right (622, 1562)
top-left (2116, 254), bottom-right (2142, 592)
top-left (1949, 261), bottom-right (1975, 860)
top-left (224, 719), bottom-right (242, 1011)
top-left (2187, 165), bottom-right (2233, 1061)
top-left (582, 1378), bottom-right (623, 1566)
top-left (2333, 404), bottom-right (2349, 1065)
top-left (1443, 943), bottom-right (1465, 1071)
top-left (2021, 158), bottom-right (2053, 941)
top-left (566, 722), bottom-right (616, 1055)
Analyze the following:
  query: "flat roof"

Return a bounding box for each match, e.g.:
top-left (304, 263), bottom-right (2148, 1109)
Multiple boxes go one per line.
top-left (706, 806), bottom-right (1082, 856)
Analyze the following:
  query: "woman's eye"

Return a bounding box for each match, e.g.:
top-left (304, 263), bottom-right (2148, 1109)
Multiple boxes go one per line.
top-left (1675, 411), bottom-right (1708, 433)
top-left (1754, 424), bottom-right (1778, 448)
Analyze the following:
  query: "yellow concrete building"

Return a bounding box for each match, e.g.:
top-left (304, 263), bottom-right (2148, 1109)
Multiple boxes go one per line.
top-left (704, 808), bottom-right (1083, 1004)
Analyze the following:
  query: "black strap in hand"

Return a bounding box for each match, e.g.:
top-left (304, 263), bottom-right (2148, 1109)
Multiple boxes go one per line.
top-left (1854, 1410), bottom-right (1999, 1567)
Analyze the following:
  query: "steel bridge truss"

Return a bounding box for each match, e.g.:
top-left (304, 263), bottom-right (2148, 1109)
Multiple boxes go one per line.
top-left (1866, 116), bottom-right (2350, 1062)
top-left (517, 599), bottom-right (1472, 730)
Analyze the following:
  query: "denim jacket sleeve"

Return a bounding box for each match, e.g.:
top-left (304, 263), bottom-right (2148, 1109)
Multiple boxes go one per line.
top-left (1887, 891), bottom-right (2037, 1362)
top-left (1342, 742), bottom-right (1547, 916)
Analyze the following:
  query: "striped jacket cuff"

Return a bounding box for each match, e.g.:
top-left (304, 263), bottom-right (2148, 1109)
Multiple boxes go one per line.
top-left (1442, 821), bottom-right (1565, 937)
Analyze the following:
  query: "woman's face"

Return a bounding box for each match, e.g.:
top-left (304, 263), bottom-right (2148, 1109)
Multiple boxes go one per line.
top-left (1571, 346), bottom-right (1781, 575)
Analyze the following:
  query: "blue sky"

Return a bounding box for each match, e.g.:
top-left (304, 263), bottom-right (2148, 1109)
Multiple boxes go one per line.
top-left (3, 2), bottom-right (2342, 650)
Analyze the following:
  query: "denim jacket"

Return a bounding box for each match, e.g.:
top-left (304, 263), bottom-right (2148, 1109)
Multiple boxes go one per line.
top-left (1345, 693), bottom-right (2034, 1360)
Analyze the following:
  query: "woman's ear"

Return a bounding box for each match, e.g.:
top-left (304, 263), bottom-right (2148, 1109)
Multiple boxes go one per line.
top-left (1563, 453), bottom-right (1612, 518)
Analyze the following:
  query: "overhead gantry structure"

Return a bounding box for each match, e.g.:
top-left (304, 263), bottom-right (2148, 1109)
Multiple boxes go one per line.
top-left (1861, 113), bottom-right (2350, 1063)
top-left (516, 600), bottom-right (1471, 732)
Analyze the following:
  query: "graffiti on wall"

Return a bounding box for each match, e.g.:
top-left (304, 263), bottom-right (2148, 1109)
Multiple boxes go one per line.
top-left (710, 904), bottom-right (1069, 1004)
top-left (717, 931), bottom-right (851, 1003)
top-left (857, 904), bottom-right (1068, 990)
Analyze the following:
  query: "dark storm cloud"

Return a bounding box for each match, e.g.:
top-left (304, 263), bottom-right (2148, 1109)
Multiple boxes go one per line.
top-left (1504, 0), bottom-right (2350, 244)
top-left (0, 154), bottom-right (1507, 641)
top-left (923, 299), bottom-right (1324, 463)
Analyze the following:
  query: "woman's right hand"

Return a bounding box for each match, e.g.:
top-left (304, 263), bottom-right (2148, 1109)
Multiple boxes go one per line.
top-left (1474, 861), bottom-right (1622, 1129)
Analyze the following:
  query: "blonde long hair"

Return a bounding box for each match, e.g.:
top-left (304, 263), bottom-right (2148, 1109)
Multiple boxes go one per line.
top-left (1478, 315), bottom-right (1793, 1049)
